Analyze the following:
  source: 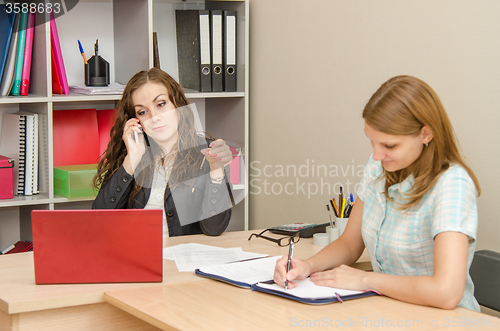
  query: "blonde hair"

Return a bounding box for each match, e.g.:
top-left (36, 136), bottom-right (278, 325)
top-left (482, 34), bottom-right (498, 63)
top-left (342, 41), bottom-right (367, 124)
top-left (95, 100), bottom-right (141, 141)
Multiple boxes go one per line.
top-left (362, 75), bottom-right (480, 209)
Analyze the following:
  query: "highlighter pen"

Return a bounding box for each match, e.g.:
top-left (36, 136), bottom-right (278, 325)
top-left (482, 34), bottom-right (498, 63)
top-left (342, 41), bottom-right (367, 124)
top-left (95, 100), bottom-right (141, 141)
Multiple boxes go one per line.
top-left (341, 198), bottom-right (346, 218)
top-left (285, 241), bottom-right (294, 290)
top-left (339, 193), bottom-right (342, 218)
top-left (350, 192), bottom-right (354, 206)
top-left (78, 40), bottom-right (88, 64)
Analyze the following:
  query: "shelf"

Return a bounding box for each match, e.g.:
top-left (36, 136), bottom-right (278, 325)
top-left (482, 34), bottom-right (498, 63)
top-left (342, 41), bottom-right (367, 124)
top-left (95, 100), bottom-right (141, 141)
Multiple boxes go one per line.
top-left (0, 194), bottom-right (52, 208)
top-left (185, 92), bottom-right (245, 99)
top-left (0, 0), bottom-right (249, 246)
top-left (232, 184), bottom-right (244, 190)
top-left (53, 196), bottom-right (97, 203)
top-left (50, 93), bottom-right (123, 103)
top-left (0, 95), bottom-right (50, 104)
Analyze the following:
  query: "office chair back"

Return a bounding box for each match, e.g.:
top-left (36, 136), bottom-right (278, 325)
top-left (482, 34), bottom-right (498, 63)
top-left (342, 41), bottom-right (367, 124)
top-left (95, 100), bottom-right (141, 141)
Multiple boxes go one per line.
top-left (469, 250), bottom-right (500, 312)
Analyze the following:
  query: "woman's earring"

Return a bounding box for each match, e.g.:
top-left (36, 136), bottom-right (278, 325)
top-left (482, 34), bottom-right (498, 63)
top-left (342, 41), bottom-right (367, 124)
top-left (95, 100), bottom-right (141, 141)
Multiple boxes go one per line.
top-left (425, 142), bottom-right (429, 147)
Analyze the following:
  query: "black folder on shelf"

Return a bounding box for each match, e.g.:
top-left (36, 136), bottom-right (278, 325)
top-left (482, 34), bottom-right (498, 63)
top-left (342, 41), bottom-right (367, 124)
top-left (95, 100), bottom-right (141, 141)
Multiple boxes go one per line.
top-left (175, 10), bottom-right (199, 92)
top-left (198, 10), bottom-right (212, 92)
top-left (211, 10), bottom-right (223, 92)
top-left (175, 10), bottom-right (212, 92)
top-left (223, 10), bottom-right (237, 92)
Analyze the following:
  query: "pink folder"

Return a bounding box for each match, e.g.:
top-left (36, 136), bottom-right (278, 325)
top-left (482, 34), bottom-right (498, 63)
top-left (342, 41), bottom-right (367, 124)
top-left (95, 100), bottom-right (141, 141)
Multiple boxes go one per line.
top-left (229, 147), bottom-right (240, 184)
top-left (49, 12), bottom-right (69, 94)
top-left (20, 12), bottom-right (35, 96)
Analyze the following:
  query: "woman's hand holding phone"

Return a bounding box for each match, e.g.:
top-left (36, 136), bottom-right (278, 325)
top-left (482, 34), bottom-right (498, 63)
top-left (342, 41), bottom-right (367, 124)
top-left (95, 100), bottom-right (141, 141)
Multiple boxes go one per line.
top-left (122, 118), bottom-right (145, 175)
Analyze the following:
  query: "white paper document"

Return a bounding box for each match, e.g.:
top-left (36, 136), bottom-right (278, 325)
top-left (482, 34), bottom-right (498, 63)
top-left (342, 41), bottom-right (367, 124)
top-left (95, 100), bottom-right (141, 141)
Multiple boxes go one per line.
top-left (256, 278), bottom-right (364, 299)
top-left (163, 243), bottom-right (268, 272)
top-left (197, 255), bottom-right (281, 285)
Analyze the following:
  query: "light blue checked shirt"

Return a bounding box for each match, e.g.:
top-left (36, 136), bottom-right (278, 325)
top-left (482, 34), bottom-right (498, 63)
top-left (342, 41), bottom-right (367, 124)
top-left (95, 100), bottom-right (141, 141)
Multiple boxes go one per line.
top-left (357, 156), bottom-right (480, 312)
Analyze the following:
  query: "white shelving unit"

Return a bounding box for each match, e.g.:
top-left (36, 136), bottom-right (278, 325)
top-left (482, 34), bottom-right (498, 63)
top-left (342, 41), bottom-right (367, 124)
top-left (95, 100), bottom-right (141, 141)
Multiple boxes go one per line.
top-left (0, 0), bottom-right (249, 249)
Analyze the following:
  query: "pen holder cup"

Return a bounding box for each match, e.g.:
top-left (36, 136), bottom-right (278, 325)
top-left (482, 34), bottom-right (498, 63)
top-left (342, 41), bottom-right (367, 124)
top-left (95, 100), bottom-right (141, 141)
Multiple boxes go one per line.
top-left (85, 55), bottom-right (110, 86)
top-left (335, 217), bottom-right (349, 236)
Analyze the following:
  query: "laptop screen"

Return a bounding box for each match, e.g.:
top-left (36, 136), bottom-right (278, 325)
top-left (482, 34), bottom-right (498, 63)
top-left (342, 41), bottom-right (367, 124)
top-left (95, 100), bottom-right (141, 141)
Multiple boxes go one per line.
top-left (31, 209), bottom-right (163, 284)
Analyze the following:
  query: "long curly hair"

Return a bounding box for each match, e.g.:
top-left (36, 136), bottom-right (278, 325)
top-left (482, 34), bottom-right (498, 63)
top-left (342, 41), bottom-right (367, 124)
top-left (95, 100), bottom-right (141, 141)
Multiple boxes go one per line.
top-left (362, 75), bottom-right (480, 210)
top-left (92, 68), bottom-right (205, 203)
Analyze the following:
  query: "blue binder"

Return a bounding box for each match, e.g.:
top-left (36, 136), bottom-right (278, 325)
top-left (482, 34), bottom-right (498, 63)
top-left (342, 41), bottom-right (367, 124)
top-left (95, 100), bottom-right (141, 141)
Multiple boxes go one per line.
top-left (0, 7), bottom-right (15, 84)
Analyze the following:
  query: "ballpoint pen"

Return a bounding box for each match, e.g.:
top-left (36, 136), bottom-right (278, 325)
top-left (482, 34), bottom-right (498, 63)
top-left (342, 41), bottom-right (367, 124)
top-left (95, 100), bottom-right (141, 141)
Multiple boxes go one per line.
top-left (78, 40), bottom-right (88, 65)
top-left (326, 204), bottom-right (333, 228)
top-left (350, 192), bottom-right (354, 206)
top-left (285, 241), bottom-right (294, 290)
top-left (332, 198), bottom-right (338, 217)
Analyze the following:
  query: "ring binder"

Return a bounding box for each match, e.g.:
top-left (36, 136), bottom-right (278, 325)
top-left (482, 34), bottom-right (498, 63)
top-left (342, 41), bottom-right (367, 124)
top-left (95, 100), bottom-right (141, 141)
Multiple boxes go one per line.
top-left (211, 10), bottom-right (224, 92)
top-left (223, 11), bottom-right (237, 92)
top-left (176, 10), bottom-right (206, 92)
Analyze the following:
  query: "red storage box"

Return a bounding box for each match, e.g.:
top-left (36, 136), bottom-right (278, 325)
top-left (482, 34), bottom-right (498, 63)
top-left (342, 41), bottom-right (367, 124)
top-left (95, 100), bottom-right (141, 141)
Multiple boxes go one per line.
top-left (0, 155), bottom-right (15, 199)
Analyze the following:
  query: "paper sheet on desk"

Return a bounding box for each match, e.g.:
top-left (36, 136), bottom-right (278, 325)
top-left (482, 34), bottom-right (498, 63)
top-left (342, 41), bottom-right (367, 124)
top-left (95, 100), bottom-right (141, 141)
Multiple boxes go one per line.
top-left (256, 278), bottom-right (363, 299)
top-left (163, 243), bottom-right (268, 272)
top-left (197, 256), bottom-right (281, 285)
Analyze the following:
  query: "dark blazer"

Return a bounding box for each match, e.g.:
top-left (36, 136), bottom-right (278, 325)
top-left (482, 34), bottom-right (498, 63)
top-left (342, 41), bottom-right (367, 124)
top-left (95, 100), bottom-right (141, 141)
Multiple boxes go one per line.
top-left (92, 140), bottom-right (232, 237)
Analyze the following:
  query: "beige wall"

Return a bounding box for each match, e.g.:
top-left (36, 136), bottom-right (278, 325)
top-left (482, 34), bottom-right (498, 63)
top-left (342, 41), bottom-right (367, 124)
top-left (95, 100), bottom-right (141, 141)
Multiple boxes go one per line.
top-left (248, 0), bottom-right (500, 252)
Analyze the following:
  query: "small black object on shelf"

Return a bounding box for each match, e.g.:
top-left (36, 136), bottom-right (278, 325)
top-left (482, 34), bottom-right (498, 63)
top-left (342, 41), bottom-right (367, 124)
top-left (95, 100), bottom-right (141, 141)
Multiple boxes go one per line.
top-left (85, 39), bottom-right (109, 86)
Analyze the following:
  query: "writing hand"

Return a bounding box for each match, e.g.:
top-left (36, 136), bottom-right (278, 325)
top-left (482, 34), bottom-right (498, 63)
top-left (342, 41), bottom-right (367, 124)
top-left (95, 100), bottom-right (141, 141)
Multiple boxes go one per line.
top-left (273, 255), bottom-right (312, 289)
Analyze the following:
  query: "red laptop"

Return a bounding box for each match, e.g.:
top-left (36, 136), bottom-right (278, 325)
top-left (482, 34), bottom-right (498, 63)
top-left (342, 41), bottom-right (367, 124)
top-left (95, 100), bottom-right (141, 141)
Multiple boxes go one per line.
top-left (31, 209), bottom-right (163, 284)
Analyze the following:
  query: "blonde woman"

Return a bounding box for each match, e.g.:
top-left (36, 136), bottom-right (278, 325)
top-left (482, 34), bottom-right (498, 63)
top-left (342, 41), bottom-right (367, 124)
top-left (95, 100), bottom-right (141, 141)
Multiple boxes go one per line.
top-left (274, 75), bottom-right (481, 311)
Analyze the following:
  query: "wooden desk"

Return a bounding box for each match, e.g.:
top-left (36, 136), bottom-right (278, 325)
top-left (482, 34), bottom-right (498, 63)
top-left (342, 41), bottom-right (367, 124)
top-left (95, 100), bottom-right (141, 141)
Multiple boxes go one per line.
top-left (104, 280), bottom-right (498, 331)
top-left (0, 230), bottom-right (365, 331)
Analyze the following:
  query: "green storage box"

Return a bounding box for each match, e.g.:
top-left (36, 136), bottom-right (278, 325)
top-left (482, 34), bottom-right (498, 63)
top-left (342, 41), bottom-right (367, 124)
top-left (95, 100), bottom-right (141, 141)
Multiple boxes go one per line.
top-left (54, 164), bottom-right (98, 198)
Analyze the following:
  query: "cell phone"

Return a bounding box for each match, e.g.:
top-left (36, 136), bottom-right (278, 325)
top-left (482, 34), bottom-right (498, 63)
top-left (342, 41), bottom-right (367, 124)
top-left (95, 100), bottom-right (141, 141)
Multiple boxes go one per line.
top-left (133, 130), bottom-right (139, 144)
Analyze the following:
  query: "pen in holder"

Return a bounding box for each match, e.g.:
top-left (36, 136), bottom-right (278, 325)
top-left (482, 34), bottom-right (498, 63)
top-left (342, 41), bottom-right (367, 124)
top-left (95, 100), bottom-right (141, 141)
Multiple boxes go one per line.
top-left (85, 39), bottom-right (109, 86)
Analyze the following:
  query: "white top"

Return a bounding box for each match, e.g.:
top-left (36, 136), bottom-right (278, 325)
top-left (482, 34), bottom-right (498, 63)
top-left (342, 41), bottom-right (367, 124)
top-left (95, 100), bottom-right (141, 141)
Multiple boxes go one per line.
top-left (144, 165), bottom-right (172, 238)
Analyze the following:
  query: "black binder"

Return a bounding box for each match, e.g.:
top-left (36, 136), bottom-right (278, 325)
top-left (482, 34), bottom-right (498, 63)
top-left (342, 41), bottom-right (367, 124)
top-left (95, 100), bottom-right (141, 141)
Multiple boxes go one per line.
top-left (198, 10), bottom-right (212, 92)
top-left (211, 10), bottom-right (223, 92)
top-left (175, 10), bottom-right (212, 92)
top-left (223, 11), bottom-right (237, 92)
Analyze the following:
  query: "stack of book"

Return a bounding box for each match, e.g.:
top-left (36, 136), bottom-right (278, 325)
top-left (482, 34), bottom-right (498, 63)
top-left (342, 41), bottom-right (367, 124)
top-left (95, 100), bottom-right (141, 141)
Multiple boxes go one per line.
top-left (0, 10), bottom-right (36, 96)
top-left (0, 112), bottom-right (39, 196)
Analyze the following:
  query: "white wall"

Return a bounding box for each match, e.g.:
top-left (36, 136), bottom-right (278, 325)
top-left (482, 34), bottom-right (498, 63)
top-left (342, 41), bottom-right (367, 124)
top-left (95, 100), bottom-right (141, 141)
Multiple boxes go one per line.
top-left (249, 0), bottom-right (500, 252)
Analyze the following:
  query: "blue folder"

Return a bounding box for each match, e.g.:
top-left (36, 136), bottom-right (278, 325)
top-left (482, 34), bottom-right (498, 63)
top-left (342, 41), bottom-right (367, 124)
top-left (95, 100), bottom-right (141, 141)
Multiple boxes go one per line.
top-left (0, 7), bottom-right (15, 83)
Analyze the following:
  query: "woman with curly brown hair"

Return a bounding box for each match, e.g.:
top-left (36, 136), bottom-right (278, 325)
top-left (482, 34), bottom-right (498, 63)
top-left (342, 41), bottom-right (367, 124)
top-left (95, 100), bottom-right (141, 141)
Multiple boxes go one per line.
top-left (92, 68), bottom-right (233, 237)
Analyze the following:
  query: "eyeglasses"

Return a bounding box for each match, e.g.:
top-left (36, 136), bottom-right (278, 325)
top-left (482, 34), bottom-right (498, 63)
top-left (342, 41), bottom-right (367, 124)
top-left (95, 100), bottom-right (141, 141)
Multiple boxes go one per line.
top-left (248, 229), bottom-right (300, 247)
